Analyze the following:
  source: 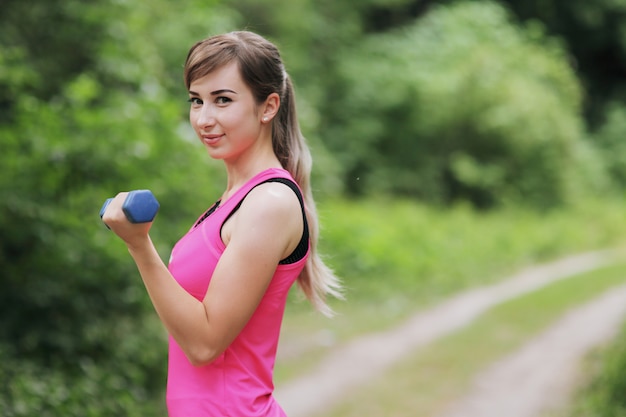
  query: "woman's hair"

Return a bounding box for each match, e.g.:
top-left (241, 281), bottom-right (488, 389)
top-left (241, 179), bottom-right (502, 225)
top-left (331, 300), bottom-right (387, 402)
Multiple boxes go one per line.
top-left (184, 31), bottom-right (342, 316)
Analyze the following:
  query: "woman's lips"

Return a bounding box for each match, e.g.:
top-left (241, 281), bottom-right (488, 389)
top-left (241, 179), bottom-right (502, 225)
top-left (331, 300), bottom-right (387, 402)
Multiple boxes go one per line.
top-left (201, 133), bottom-right (224, 145)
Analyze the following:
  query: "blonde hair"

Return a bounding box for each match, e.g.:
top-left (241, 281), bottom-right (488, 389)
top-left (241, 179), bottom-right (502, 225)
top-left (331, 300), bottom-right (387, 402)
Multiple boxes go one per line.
top-left (184, 31), bottom-right (342, 315)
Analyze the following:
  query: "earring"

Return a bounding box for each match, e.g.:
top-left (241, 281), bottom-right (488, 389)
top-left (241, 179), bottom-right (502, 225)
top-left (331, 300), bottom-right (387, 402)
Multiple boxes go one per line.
top-left (262, 117), bottom-right (269, 123)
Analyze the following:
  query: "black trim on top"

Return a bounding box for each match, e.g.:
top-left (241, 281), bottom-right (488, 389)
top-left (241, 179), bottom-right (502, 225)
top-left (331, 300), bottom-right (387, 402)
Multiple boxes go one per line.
top-left (221, 177), bottom-right (309, 265)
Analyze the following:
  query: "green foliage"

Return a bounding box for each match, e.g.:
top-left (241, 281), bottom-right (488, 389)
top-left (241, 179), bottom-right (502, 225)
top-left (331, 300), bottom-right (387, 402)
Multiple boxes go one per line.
top-left (570, 322), bottom-right (626, 417)
top-left (593, 102), bottom-right (626, 189)
top-left (0, 322), bottom-right (167, 417)
top-left (501, 0), bottom-right (626, 126)
top-left (0, 0), bottom-right (107, 108)
top-left (317, 197), bottom-right (626, 307)
top-left (0, 0), bottom-right (232, 414)
top-left (330, 1), bottom-right (606, 208)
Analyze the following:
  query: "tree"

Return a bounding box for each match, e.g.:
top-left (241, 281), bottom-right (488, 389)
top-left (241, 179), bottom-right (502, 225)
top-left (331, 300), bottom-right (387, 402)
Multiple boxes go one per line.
top-left (326, 1), bottom-right (607, 208)
top-left (500, 0), bottom-right (626, 128)
top-left (0, 0), bottom-right (230, 414)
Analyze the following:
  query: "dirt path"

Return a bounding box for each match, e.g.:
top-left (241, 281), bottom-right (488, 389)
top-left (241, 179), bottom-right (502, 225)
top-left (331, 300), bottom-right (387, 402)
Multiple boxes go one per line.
top-left (437, 284), bottom-right (626, 417)
top-left (274, 250), bottom-right (624, 417)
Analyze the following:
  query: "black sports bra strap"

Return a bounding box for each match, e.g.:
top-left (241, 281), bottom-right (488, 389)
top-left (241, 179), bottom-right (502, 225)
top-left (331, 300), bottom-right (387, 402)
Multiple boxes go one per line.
top-left (221, 177), bottom-right (309, 265)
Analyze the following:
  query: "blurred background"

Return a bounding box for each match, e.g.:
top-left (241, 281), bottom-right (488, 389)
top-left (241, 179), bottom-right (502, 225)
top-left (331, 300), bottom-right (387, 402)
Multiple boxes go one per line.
top-left (2, 0), bottom-right (626, 415)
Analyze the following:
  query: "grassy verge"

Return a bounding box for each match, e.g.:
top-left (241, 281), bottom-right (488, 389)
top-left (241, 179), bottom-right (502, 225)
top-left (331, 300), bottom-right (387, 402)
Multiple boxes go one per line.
top-left (276, 197), bottom-right (626, 382)
top-left (315, 262), bottom-right (626, 417)
top-left (565, 320), bottom-right (626, 416)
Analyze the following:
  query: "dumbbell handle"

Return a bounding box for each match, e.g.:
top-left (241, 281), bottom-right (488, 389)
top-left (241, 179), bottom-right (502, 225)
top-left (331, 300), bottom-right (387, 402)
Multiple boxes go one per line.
top-left (100, 190), bottom-right (160, 224)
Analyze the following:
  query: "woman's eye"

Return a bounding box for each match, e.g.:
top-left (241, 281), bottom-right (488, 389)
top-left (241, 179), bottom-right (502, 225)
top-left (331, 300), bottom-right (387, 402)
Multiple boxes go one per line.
top-left (188, 97), bottom-right (202, 106)
top-left (216, 96), bottom-right (232, 105)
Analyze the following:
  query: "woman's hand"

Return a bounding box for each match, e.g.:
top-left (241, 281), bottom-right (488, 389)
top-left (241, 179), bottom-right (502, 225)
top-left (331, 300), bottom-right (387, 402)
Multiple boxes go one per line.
top-left (101, 192), bottom-right (154, 249)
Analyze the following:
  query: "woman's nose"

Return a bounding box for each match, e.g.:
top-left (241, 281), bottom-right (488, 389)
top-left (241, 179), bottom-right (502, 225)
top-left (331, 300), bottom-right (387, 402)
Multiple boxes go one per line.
top-left (196, 105), bottom-right (216, 127)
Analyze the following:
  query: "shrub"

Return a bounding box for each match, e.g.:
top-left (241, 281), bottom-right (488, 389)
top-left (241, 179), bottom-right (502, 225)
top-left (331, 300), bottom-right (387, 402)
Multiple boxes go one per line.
top-left (329, 0), bottom-right (607, 208)
top-left (593, 102), bottom-right (626, 189)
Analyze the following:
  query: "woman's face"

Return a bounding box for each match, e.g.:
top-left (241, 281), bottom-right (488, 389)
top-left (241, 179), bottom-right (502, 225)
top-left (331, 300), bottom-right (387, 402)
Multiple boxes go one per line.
top-left (188, 61), bottom-right (266, 163)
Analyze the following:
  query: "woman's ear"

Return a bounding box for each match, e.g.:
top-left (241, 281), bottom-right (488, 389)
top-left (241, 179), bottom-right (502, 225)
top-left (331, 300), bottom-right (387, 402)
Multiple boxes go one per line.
top-left (261, 93), bottom-right (280, 123)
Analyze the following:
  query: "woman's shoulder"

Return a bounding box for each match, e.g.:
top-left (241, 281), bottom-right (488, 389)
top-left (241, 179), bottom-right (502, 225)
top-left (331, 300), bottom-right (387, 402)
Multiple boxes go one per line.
top-left (224, 172), bottom-right (303, 256)
top-left (249, 167), bottom-right (296, 185)
top-left (242, 179), bottom-right (301, 218)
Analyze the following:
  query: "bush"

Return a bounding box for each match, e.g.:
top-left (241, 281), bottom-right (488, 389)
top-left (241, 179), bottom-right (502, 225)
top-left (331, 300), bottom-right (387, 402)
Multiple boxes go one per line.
top-left (329, 0), bottom-right (607, 208)
top-left (315, 196), bottom-right (626, 306)
top-left (0, 0), bottom-right (229, 414)
top-left (593, 102), bottom-right (626, 190)
top-left (0, 322), bottom-right (167, 417)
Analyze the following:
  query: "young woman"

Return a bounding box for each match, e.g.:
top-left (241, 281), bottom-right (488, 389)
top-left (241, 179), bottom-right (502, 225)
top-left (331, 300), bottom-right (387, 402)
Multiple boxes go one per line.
top-left (101, 31), bottom-right (342, 416)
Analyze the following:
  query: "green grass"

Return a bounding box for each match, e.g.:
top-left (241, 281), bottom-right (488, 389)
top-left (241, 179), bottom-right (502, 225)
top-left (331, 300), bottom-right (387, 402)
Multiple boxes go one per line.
top-left (318, 197), bottom-right (626, 304)
top-left (314, 262), bottom-right (626, 417)
top-left (566, 320), bottom-right (626, 417)
top-left (275, 197), bottom-right (626, 382)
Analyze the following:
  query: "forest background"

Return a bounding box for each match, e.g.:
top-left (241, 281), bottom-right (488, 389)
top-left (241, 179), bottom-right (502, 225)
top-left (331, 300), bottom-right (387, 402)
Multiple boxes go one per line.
top-left (2, 0), bottom-right (626, 415)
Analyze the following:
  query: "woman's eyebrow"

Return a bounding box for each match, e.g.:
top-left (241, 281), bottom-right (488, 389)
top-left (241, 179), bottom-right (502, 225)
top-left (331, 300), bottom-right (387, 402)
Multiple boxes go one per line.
top-left (210, 89), bottom-right (237, 95)
top-left (188, 89), bottom-right (238, 96)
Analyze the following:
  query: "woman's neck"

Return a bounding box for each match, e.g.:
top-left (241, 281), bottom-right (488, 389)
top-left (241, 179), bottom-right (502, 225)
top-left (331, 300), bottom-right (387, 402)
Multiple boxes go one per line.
top-left (221, 159), bottom-right (283, 202)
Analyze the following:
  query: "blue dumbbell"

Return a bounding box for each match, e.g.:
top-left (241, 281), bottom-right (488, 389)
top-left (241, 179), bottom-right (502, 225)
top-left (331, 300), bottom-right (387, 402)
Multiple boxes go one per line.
top-left (100, 190), bottom-right (160, 223)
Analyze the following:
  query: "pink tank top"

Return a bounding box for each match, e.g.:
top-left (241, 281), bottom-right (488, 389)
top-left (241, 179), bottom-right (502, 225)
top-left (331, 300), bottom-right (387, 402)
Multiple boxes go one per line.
top-left (166, 168), bottom-right (308, 417)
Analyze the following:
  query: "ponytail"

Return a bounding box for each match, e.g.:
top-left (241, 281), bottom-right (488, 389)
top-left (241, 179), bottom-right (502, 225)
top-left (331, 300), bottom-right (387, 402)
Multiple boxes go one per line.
top-left (274, 76), bottom-right (343, 316)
